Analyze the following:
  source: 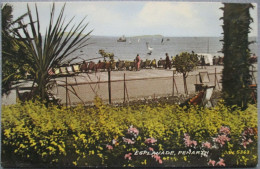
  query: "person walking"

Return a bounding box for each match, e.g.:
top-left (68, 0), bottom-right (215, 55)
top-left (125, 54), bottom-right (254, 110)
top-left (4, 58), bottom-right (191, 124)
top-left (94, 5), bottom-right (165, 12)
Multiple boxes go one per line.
top-left (165, 53), bottom-right (171, 69)
top-left (171, 55), bottom-right (176, 67)
top-left (213, 56), bottom-right (216, 65)
top-left (135, 54), bottom-right (141, 71)
top-left (201, 56), bottom-right (206, 69)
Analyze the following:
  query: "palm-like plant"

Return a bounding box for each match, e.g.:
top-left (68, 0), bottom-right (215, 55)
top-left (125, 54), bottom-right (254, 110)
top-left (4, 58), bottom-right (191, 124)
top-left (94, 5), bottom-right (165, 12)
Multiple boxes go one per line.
top-left (2, 4), bottom-right (28, 95)
top-left (13, 3), bottom-right (92, 100)
top-left (2, 4), bottom-right (27, 33)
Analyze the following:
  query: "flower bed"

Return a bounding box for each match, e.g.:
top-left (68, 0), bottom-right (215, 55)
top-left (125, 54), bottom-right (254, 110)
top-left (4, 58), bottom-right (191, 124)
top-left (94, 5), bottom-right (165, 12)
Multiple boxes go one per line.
top-left (1, 99), bottom-right (257, 167)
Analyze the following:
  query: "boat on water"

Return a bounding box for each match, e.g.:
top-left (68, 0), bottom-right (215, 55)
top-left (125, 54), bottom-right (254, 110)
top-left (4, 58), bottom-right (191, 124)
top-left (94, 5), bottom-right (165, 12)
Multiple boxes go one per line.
top-left (146, 42), bottom-right (153, 55)
top-left (117, 35), bottom-right (126, 42)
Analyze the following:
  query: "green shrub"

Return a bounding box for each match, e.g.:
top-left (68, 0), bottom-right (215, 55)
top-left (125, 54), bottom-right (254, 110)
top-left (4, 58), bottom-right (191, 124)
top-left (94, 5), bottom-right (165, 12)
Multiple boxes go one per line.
top-left (1, 100), bottom-right (257, 167)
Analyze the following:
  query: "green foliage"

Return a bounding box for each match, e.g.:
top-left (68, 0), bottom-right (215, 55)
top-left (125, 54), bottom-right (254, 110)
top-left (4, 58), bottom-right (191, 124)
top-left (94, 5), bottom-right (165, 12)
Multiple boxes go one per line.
top-left (12, 3), bottom-right (92, 100)
top-left (98, 49), bottom-right (115, 62)
top-left (175, 52), bottom-right (199, 94)
top-left (175, 52), bottom-right (199, 75)
top-left (2, 100), bottom-right (257, 167)
top-left (1, 4), bottom-right (30, 95)
top-left (221, 3), bottom-right (254, 109)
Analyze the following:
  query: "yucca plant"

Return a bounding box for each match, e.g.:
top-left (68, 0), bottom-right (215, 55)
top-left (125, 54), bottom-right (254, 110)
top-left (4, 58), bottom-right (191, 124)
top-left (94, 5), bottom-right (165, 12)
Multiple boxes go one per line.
top-left (13, 3), bottom-right (92, 100)
top-left (220, 3), bottom-right (254, 109)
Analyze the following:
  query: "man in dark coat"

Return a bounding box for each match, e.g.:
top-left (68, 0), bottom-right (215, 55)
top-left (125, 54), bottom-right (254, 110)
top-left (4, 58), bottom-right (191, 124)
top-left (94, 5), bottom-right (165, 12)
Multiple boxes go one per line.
top-left (165, 53), bottom-right (171, 69)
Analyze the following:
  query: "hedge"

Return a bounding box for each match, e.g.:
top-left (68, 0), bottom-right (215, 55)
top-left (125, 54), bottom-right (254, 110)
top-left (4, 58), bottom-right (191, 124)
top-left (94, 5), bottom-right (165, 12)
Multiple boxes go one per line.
top-left (1, 98), bottom-right (257, 167)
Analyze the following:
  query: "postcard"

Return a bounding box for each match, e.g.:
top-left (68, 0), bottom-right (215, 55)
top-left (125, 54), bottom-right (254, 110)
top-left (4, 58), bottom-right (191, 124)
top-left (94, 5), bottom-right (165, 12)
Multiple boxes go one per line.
top-left (1, 0), bottom-right (258, 168)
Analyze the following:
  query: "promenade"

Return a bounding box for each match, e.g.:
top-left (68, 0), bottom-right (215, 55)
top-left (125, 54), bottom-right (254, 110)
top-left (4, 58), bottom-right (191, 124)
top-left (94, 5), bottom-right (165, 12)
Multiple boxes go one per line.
top-left (2, 64), bottom-right (257, 106)
top-left (54, 66), bottom-right (224, 105)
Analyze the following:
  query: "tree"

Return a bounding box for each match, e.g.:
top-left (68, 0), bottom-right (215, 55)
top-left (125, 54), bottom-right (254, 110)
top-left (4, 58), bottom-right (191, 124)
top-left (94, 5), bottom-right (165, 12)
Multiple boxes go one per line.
top-left (98, 49), bottom-right (115, 62)
top-left (13, 3), bottom-right (92, 101)
top-left (175, 52), bottom-right (199, 95)
top-left (220, 3), bottom-right (254, 109)
top-left (1, 4), bottom-right (29, 95)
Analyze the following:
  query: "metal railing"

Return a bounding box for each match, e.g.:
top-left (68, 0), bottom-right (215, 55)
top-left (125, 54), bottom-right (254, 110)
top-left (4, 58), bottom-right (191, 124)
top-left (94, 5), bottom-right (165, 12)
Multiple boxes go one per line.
top-left (55, 68), bottom-right (224, 106)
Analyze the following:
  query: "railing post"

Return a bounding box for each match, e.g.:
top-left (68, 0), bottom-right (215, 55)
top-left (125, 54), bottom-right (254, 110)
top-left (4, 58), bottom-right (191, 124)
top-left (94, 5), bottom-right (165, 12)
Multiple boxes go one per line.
top-left (172, 70), bottom-right (174, 96)
top-left (66, 76), bottom-right (68, 108)
top-left (172, 70), bottom-right (179, 95)
top-left (108, 69), bottom-right (111, 104)
top-left (215, 68), bottom-right (216, 87)
top-left (124, 73), bottom-right (126, 103)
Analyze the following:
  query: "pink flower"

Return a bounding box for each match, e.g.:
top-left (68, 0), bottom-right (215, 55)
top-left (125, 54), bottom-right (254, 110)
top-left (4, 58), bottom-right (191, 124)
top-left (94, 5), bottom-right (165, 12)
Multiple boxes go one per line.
top-left (213, 135), bottom-right (230, 147)
top-left (145, 138), bottom-right (157, 144)
top-left (106, 144), bottom-right (113, 150)
top-left (241, 138), bottom-right (253, 149)
top-left (242, 140), bottom-right (248, 148)
top-left (152, 154), bottom-right (162, 164)
top-left (183, 133), bottom-right (197, 147)
top-left (242, 128), bottom-right (254, 136)
top-left (148, 147), bottom-right (154, 151)
top-left (158, 159), bottom-right (163, 164)
top-left (152, 154), bottom-right (162, 163)
top-left (123, 137), bottom-right (135, 144)
top-left (208, 159), bottom-right (216, 166)
top-left (248, 138), bottom-right (253, 143)
top-left (202, 142), bottom-right (212, 149)
top-left (216, 158), bottom-right (225, 166)
top-left (184, 133), bottom-right (190, 139)
top-left (128, 125), bottom-right (139, 137)
top-left (184, 138), bottom-right (193, 147)
top-left (124, 153), bottom-right (132, 160)
top-left (240, 127), bottom-right (254, 149)
top-left (220, 126), bottom-right (230, 135)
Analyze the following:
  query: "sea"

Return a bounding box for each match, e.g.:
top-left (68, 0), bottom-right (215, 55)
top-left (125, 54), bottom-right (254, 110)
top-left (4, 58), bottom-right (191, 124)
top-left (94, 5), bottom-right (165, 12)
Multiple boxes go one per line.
top-left (69, 36), bottom-right (258, 64)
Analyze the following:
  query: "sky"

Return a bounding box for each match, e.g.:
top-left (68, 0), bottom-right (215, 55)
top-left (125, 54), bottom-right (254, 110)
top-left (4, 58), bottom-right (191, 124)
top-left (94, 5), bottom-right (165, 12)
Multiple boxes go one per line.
top-left (7, 1), bottom-right (258, 37)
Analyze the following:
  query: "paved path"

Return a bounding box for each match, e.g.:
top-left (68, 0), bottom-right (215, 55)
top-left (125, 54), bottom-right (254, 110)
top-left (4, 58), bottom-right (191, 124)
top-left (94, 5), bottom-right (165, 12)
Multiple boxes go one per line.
top-left (2, 64), bottom-right (257, 105)
top-left (54, 66), bottom-right (224, 105)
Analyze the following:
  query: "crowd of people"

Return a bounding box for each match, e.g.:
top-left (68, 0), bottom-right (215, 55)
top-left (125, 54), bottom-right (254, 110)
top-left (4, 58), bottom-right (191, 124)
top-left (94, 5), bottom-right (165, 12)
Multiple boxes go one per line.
top-left (81, 53), bottom-right (224, 72)
top-left (48, 53), bottom-right (257, 76)
top-left (90, 52), bottom-right (257, 72)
